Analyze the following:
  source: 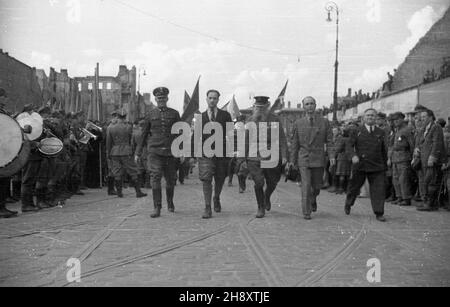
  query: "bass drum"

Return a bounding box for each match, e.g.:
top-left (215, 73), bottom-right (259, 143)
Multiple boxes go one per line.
top-left (0, 113), bottom-right (30, 178)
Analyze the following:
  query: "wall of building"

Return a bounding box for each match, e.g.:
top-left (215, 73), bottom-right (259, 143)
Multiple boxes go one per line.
top-left (0, 49), bottom-right (43, 113)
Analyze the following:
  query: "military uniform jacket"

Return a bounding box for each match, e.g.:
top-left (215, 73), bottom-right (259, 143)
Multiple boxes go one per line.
top-left (347, 125), bottom-right (388, 173)
top-left (289, 113), bottom-right (333, 168)
top-left (106, 120), bottom-right (133, 157)
top-left (136, 107), bottom-right (181, 157)
top-left (245, 112), bottom-right (288, 162)
top-left (417, 122), bottom-right (447, 166)
top-left (391, 124), bottom-right (415, 163)
top-left (131, 128), bottom-right (147, 157)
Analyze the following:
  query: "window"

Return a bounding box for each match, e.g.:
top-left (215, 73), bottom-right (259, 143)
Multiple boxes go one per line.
top-left (78, 83), bottom-right (82, 92)
top-left (107, 82), bottom-right (112, 90)
top-left (88, 82), bottom-right (93, 90)
top-left (99, 82), bottom-right (103, 90)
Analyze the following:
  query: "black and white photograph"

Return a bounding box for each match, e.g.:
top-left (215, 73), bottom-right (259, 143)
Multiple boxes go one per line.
top-left (0, 0), bottom-right (449, 290)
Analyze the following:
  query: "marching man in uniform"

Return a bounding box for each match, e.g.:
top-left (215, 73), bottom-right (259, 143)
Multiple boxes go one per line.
top-left (106, 109), bottom-right (147, 199)
top-left (135, 87), bottom-right (181, 218)
top-left (246, 96), bottom-right (288, 218)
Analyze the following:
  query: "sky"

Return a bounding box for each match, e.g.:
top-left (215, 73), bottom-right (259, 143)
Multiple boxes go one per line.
top-left (1, 0), bottom-right (449, 112)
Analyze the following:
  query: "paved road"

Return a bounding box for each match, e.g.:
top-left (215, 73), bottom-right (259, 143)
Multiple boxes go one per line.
top-left (1, 172), bottom-right (449, 287)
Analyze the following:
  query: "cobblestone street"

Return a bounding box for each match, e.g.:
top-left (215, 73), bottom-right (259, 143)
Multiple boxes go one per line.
top-left (1, 172), bottom-right (449, 287)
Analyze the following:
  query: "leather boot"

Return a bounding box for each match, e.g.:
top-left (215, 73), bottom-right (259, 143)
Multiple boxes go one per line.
top-left (166, 187), bottom-right (175, 212)
top-left (327, 176), bottom-right (338, 193)
top-left (0, 202), bottom-right (17, 218)
top-left (255, 187), bottom-right (265, 218)
top-left (132, 178), bottom-right (147, 198)
top-left (36, 189), bottom-right (50, 209)
top-left (399, 199), bottom-right (411, 206)
top-left (264, 185), bottom-right (275, 211)
top-left (238, 175), bottom-right (246, 193)
top-left (115, 180), bottom-right (123, 198)
top-left (336, 177), bottom-right (346, 194)
top-left (21, 191), bottom-right (39, 212)
top-left (107, 177), bottom-right (117, 195)
top-left (202, 181), bottom-right (213, 219)
top-left (151, 189), bottom-right (162, 218)
top-left (417, 199), bottom-right (438, 211)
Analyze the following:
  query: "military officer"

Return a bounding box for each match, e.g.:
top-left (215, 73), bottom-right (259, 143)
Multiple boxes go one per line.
top-left (197, 90), bottom-right (232, 219)
top-left (388, 112), bottom-right (415, 206)
top-left (135, 87), bottom-right (181, 218)
top-left (246, 96), bottom-right (288, 218)
top-left (106, 111), bottom-right (118, 195)
top-left (288, 96), bottom-right (334, 220)
top-left (132, 118), bottom-right (149, 188)
top-left (344, 109), bottom-right (388, 222)
top-left (106, 109), bottom-right (147, 199)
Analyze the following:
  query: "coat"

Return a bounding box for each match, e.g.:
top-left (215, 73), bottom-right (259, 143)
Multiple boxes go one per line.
top-left (391, 123), bottom-right (415, 163)
top-left (417, 122), bottom-right (447, 166)
top-left (136, 107), bottom-right (181, 157)
top-left (106, 120), bottom-right (133, 157)
top-left (347, 125), bottom-right (388, 173)
top-left (289, 113), bottom-right (333, 168)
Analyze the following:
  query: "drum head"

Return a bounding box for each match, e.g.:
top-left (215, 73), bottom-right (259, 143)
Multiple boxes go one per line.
top-left (17, 113), bottom-right (43, 141)
top-left (0, 114), bottom-right (23, 168)
top-left (39, 137), bottom-right (63, 156)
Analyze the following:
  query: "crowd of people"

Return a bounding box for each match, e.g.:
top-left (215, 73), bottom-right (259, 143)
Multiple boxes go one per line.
top-left (1, 86), bottom-right (449, 222)
top-left (321, 106), bottom-right (450, 214)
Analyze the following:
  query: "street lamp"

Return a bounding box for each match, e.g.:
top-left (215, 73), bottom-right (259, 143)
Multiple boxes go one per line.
top-left (325, 1), bottom-right (340, 123)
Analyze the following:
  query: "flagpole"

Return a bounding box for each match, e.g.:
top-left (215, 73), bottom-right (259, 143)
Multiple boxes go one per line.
top-left (96, 62), bottom-right (103, 188)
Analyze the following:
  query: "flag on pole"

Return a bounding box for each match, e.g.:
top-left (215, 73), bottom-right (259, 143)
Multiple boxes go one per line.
top-left (227, 95), bottom-right (240, 121)
top-left (269, 79), bottom-right (289, 114)
top-left (221, 101), bottom-right (230, 111)
top-left (181, 76), bottom-right (200, 123)
top-left (183, 90), bottom-right (191, 112)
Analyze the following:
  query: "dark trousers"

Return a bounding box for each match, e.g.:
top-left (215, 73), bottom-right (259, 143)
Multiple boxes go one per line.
top-left (148, 153), bottom-right (178, 189)
top-left (423, 166), bottom-right (444, 207)
top-left (0, 177), bottom-right (10, 204)
top-left (346, 170), bottom-right (385, 216)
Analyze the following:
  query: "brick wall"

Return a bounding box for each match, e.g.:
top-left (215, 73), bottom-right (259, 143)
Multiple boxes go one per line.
top-left (0, 50), bottom-right (43, 113)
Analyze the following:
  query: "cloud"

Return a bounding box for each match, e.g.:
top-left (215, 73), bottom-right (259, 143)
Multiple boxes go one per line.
top-left (366, 0), bottom-right (381, 23)
top-left (82, 48), bottom-right (103, 57)
top-left (351, 65), bottom-right (393, 92)
top-left (30, 51), bottom-right (61, 70)
top-left (394, 5), bottom-right (442, 60)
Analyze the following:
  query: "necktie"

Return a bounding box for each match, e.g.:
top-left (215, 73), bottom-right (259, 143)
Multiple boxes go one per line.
top-left (370, 126), bottom-right (373, 134)
top-left (210, 109), bottom-right (216, 122)
top-left (309, 116), bottom-right (314, 127)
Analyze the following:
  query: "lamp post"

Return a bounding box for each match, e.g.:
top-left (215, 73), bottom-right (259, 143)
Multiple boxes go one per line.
top-left (325, 1), bottom-right (340, 123)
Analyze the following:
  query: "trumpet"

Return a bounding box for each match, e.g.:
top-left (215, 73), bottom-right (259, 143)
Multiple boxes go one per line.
top-left (86, 121), bottom-right (103, 132)
top-left (79, 128), bottom-right (98, 144)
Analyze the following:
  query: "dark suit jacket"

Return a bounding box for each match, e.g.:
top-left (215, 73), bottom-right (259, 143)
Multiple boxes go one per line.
top-left (347, 125), bottom-right (388, 173)
top-left (198, 109), bottom-right (232, 158)
top-left (417, 122), bottom-right (447, 166)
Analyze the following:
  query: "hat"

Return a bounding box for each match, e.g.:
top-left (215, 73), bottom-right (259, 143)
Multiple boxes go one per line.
top-left (38, 106), bottom-right (51, 115)
top-left (253, 96), bottom-right (270, 107)
top-left (153, 87), bottom-right (169, 97)
top-left (390, 112), bottom-right (405, 120)
top-left (414, 104), bottom-right (428, 113)
top-left (436, 118), bottom-right (446, 128)
top-left (377, 112), bottom-right (387, 119)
